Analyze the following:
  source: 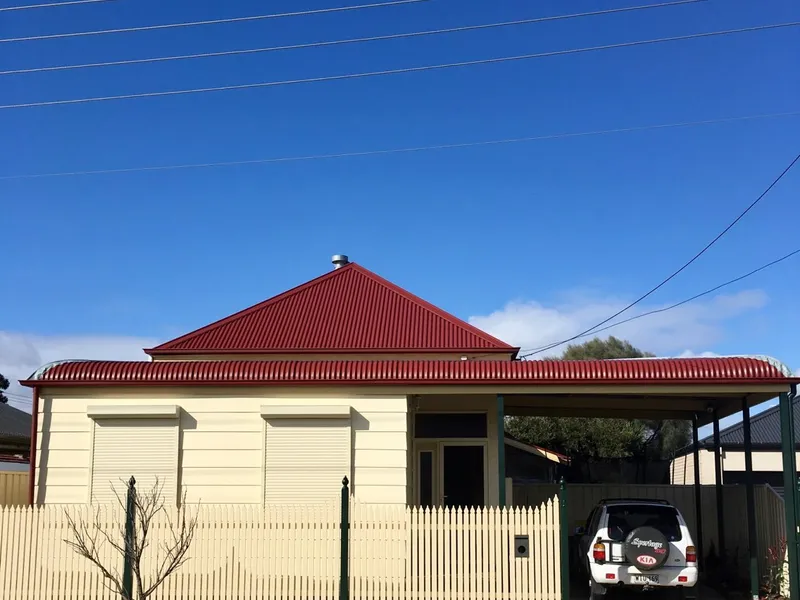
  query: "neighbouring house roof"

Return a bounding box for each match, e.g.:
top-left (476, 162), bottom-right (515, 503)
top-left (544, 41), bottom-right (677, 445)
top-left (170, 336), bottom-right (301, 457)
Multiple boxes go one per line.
top-left (21, 356), bottom-right (795, 387)
top-left (0, 403), bottom-right (31, 441)
top-left (146, 262), bottom-right (516, 356)
top-left (695, 395), bottom-right (800, 450)
top-left (504, 435), bottom-right (569, 464)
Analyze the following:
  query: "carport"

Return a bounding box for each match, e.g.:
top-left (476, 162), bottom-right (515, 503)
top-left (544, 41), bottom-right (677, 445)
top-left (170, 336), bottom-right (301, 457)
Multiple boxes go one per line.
top-left (458, 355), bottom-right (800, 600)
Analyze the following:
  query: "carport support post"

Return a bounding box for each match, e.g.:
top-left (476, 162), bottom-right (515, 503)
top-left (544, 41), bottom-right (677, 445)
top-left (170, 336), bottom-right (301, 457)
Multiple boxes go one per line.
top-left (779, 390), bottom-right (799, 600)
top-left (692, 415), bottom-right (704, 570)
top-left (497, 394), bottom-right (506, 507)
top-left (742, 397), bottom-right (758, 600)
top-left (713, 408), bottom-right (726, 564)
top-left (559, 478), bottom-right (570, 600)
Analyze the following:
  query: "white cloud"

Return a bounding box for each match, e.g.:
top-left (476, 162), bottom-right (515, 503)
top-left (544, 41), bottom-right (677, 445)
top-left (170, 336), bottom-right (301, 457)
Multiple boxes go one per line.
top-left (469, 289), bottom-right (768, 357)
top-left (0, 332), bottom-right (159, 412)
top-left (676, 350), bottom-right (721, 359)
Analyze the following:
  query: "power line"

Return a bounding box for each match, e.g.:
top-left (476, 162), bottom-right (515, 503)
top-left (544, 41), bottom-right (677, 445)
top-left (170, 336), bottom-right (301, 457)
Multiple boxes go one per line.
top-left (518, 248), bottom-right (800, 357)
top-left (0, 0), bottom-right (425, 44)
top-left (0, 0), bottom-right (703, 76)
top-left (517, 151), bottom-right (800, 359)
top-left (2, 111), bottom-right (797, 180)
top-left (0, 0), bottom-right (110, 11)
top-left (3, 21), bottom-right (796, 111)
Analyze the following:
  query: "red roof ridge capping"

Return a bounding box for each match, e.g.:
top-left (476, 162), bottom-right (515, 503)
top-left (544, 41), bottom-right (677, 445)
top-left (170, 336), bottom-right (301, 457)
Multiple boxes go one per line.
top-left (20, 356), bottom-right (799, 387)
top-left (145, 262), bottom-right (516, 356)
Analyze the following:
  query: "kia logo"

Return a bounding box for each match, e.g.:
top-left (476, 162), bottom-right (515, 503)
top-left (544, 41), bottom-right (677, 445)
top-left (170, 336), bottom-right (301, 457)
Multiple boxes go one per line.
top-left (637, 556), bottom-right (657, 566)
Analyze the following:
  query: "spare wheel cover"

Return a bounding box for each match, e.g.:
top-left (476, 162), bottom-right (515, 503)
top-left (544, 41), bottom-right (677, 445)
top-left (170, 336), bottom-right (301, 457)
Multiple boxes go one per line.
top-left (624, 527), bottom-right (670, 570)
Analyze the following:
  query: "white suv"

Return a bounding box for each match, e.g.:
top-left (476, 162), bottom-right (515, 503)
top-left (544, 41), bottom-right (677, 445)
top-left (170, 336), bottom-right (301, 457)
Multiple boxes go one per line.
top-left (578, 499), bottom-right (698, 598)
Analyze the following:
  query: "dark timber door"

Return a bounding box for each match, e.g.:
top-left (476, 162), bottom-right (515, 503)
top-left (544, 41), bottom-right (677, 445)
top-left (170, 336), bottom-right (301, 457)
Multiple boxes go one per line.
top-left (442, 445), bottom-right (485, 508)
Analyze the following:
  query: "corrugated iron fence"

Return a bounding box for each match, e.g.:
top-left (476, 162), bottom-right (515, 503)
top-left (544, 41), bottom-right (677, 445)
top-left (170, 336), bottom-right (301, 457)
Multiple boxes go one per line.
top-left (0, 471), bottom-right (27, 506)
top-left (0, 496), bottom-right (561, 600)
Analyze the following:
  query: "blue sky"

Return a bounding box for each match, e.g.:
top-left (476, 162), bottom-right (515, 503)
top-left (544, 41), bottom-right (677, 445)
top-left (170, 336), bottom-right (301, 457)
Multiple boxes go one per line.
top-left (1, 0), bottom-right (798, 431)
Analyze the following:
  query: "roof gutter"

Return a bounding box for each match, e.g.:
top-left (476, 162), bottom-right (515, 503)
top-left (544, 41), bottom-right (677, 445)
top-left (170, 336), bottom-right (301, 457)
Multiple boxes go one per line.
top-left (28, 386), bottom-right (38, 506)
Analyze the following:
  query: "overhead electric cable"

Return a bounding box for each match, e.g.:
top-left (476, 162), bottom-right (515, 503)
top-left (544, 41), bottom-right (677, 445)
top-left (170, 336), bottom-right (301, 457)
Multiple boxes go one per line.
top-left (2, 111), bottom-right (797, 180)
top-left (0, 0), bottom-right (425, 44)
top-left (2, 21), bottom-right (796, 111)
top-left (0, 0), bottom-right (703, 75)
top-left (0, 0), bottom-right (110, 11)
top-left (517, 152), bottom-right (800, 359)
top-left (517, 248), bottom-right (800, 357)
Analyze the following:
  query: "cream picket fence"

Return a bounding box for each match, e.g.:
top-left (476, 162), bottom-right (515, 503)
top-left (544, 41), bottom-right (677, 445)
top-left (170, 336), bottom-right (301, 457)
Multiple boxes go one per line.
top-left (0, 498), bottom-right (560, 600)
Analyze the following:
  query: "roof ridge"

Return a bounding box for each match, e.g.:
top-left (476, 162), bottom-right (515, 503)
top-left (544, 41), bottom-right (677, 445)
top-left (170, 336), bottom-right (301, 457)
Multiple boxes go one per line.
top-left (146, 264), bottom-right (358, 354)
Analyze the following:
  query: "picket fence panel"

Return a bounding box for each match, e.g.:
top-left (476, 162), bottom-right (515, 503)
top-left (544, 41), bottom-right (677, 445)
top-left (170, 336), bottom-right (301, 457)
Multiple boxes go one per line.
top-left (0, 498), bottom-right (560, 600)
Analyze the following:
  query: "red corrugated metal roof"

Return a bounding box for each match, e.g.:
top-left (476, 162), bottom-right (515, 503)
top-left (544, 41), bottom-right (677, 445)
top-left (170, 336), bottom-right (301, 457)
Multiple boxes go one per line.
top-left (21, 357), bottom-right (796, 387)
top-left (146, 263), bottom-right (515, 356)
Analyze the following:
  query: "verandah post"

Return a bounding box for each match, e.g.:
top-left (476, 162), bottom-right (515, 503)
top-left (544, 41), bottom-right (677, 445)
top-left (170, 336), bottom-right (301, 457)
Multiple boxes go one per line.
top-left (559, 477), bottom-right (570, 600)
top-left (340, 476), bottom-right (350, 600)
top-left (497, 394), bottom-right (506, 507)
top-left (122, 476), bottom-right (136, 600)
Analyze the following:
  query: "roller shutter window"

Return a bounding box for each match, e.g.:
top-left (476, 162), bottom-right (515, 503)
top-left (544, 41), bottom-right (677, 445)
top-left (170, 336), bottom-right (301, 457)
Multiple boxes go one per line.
top-left (264, 418), bottom-right (351, 504)
top-left (90, 418), bottom-right (179, 505)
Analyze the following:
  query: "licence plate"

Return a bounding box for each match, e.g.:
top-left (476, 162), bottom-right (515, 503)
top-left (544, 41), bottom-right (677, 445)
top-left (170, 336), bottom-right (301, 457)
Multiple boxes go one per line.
top-left (632, 575), bottom-right (660, 585)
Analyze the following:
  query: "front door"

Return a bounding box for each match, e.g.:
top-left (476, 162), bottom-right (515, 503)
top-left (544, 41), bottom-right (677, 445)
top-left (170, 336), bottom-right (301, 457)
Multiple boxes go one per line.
top-left (442, 444), bottom-right (485, 508)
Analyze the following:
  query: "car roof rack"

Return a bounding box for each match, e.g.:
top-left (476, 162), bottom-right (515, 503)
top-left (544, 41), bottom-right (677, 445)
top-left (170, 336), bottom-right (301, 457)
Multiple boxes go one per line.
top-left (598, 498), bottom-right (671, 506)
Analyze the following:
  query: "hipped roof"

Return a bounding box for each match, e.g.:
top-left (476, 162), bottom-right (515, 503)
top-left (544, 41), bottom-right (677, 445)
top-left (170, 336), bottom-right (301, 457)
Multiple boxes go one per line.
top-left (147, 263), bottom-right (516, 356)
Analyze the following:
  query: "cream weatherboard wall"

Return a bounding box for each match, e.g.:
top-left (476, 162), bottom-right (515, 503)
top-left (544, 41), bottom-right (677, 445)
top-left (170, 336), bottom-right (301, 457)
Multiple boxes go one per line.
top-left (670, 448), bottom-right (800, 484)
top-left (670, 449), bottom-right (718, 485)
top-left (35, 388), bottom-right (408, 505)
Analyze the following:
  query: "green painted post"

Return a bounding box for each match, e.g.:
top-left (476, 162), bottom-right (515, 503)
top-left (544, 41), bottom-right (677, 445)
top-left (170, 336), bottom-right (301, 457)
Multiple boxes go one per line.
top-left (122, 476), bottom-right (136, 600)
top-left (692, 415), bottom-right (704, 571)
top-left (712, 408), bottom-right (726, 564)
top-left (340, 477), bottom-right (350, 600)
top-left (780, 391), bottom-right (799, 600)
top-left (559, 477), bottom-right (570, 600)
top-left (742, 398), bottom-right (758, 600)
top-left (497, 394), bottom-right (506, 507)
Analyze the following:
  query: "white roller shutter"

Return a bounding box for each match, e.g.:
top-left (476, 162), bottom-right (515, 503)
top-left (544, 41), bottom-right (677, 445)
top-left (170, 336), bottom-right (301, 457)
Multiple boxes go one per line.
top-left (264, 418), bottom-right (351, 504)
top-left (90, 418), bottom-right (179, 505)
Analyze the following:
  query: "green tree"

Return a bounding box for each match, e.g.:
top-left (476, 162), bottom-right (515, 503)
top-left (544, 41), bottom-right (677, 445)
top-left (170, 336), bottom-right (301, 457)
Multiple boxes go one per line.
top-left (507, 336), bottom-right (691, 460)
top-left (0, 372), bottom-right (9, 404)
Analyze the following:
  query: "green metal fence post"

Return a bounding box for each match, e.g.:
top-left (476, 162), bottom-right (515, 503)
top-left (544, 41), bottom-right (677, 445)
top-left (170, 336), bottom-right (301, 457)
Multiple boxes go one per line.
top-left (340, 476), bottom-right (350, 600)
top-left (122, 476), bottom-right (136, 600)
top-left (559, 477), bottom-right (570, 600)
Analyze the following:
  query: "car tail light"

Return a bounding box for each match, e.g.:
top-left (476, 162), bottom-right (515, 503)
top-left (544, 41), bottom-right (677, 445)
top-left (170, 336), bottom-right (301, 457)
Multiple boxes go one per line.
top-left (606, 574), bottom-right (616, 580)
top-left (686, 546), bottom-right (697, 564)
top-left (679, 576), bottom-right (688, 583)
top-left (593, 543), bottom-right (607, 562)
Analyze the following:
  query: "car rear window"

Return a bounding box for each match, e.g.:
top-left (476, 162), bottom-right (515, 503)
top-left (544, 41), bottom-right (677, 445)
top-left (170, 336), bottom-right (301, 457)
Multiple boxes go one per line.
top-left (605, 505), bottom-right (682, 542)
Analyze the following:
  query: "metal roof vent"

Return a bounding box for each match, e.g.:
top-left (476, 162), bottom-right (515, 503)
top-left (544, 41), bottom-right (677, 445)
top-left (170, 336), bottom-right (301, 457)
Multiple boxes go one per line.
top-left (331, 254), bottom-right (349, 269)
